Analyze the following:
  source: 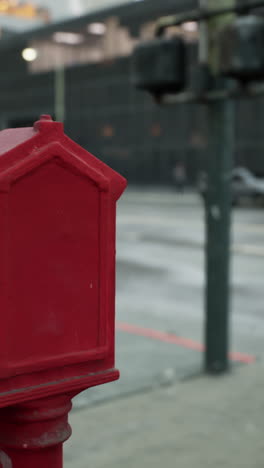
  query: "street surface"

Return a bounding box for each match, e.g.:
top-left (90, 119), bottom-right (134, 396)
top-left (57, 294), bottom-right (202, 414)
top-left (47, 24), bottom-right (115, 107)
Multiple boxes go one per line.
top-left (74, 188), bottom-right (264, 409)
top-left (65, 362), bottom-right (264, 468)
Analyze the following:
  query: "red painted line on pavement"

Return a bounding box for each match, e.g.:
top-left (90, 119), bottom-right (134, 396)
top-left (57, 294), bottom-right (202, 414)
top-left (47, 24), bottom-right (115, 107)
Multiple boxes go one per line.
top-left (116, 322), bottom-right (256, 365)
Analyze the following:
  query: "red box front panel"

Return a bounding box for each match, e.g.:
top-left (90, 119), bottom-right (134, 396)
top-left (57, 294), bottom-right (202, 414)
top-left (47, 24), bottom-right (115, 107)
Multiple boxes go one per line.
top-left (1, 158), bottom-right (105, 376)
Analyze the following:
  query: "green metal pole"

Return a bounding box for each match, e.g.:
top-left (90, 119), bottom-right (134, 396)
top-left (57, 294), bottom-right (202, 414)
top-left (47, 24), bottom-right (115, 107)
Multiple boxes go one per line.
top-left (55, 65), bottom-right (65, 123)
top-left (204, 0), bottom-right (235, 374)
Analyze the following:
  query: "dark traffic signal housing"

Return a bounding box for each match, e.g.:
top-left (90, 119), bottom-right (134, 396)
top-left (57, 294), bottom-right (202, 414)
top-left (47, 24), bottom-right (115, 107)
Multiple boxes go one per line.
top-left (219, 15), bottom-right (264, 83)
top-left (132, 36), bottom-right (186, 97)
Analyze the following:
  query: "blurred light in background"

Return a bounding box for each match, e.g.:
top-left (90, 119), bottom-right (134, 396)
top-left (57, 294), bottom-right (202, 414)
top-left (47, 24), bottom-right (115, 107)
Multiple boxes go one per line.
top-left (87, 22), bottom-right (106, 35)
top-left (53, 31), bottom-right (85, 45)
top-left (21, 46), bottom-right (38, 61)
top-left (182, 21), bottom-right (198, 33)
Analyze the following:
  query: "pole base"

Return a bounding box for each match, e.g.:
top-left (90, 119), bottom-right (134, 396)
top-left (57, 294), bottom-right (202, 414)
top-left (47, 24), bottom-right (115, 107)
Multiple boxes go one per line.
top-left (0, 395), bottom-right (73, 468)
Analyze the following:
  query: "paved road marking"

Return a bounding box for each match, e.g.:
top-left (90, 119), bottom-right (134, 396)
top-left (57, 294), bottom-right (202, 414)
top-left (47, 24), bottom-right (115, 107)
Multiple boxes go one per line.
top-left (233, 244), bottom-right (264, 257)
top-left (116, 322), bottom-right (256, 365)
top-left (118, 232), bottom-right (264, 257)
top-left (118, 214), bottom-right (264, 235)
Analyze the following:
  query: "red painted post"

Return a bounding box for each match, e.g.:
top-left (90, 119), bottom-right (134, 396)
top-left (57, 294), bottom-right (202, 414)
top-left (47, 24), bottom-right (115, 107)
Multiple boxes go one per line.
top-left (0, 396), bottom-right (72, 468)
top-left (0, 115), bottom-right (127, 467)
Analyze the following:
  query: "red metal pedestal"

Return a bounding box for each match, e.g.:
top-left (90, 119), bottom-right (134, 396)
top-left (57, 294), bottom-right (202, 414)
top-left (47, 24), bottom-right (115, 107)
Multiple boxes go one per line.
top-left (0, 395), bottom-right (72, 468)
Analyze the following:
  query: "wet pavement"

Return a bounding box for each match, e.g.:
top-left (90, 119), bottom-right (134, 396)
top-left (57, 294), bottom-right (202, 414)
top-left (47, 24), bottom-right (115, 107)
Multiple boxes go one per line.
top-left (73, 188), bottom-right (264, 409)
top-left (65, 362), bottom-right (264, 468)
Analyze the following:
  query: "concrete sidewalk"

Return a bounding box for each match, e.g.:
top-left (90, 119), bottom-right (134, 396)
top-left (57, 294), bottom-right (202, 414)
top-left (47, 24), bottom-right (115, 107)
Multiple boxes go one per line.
top-left (65, 362), bottom-right (263, 468)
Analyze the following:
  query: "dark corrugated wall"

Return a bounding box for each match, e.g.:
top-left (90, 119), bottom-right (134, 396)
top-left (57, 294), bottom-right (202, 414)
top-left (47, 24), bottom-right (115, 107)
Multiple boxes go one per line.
top-left (63, 57), bottom-right (208, 184)
top-left (1, 49), bottom-right (263, 184)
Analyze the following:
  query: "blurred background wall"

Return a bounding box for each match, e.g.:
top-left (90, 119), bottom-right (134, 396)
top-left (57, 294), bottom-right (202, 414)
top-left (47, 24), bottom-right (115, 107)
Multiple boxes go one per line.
top-left (0, 0), bottom-right (263, 185)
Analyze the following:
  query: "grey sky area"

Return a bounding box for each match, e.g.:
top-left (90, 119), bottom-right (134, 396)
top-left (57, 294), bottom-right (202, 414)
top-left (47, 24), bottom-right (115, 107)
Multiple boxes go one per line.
top-left (34, 0), bottom-right (128, 19)
top-left (0, 0), bottom-right (138, 31)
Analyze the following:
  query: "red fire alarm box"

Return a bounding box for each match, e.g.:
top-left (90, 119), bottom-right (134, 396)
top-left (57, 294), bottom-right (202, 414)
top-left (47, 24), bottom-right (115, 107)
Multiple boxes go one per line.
top-left (0, 115), bottom-right (127, 407)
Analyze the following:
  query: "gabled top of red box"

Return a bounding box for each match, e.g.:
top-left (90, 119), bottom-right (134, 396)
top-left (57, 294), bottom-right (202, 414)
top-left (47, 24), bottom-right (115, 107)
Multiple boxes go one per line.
top-left (0, 114), bottom-right (126, 200)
